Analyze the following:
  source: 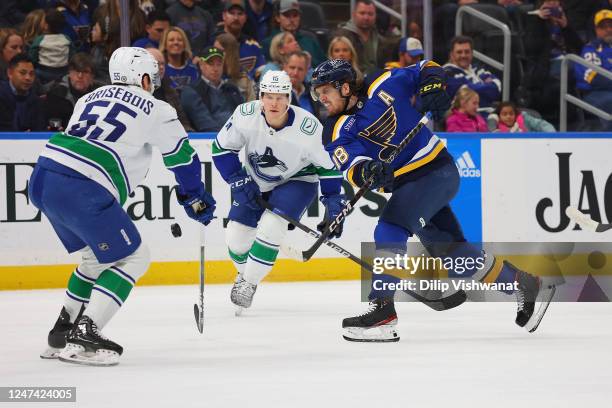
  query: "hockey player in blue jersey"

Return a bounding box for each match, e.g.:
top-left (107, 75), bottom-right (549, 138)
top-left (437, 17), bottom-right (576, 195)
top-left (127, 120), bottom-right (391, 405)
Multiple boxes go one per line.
top-left (311, 59), bottom-right (555, 342)
top-left (30, 47), bottom-right (216, 365)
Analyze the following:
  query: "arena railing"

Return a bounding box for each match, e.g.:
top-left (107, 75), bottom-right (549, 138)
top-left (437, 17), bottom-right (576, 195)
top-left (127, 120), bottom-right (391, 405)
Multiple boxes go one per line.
top-left (559, 53), bottom-right (612, 131)
top-left (455, 5), bottom-right (511, 101)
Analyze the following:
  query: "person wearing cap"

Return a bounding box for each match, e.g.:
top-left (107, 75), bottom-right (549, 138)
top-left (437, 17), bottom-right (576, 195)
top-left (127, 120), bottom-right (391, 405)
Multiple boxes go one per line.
top-left (443, 35), bottom-right (502, 112)
top-left (180, 46), bottom-right (244, 131)
top-left (217, 0), bottom-right (266, 80)
top-left (334, 0), bottom-right (397, 76)
top-left (385, 37), bottom-right (424, 69)
top-left (261, 0), bottom-right (326, 69)
top-left (575, 9), bottom-right (612, 130)
top-left (166, 0), bottom-right (215, 57)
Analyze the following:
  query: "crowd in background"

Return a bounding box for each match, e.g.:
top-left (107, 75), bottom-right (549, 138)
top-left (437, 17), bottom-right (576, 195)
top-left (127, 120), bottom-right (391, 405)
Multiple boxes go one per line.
top-left (0, 0), bottom-right (610, 133)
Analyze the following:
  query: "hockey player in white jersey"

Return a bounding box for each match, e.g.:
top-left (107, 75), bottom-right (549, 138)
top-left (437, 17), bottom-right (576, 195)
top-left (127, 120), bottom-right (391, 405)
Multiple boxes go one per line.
top-left (212, 70), bottom-right (345, 311)
top-left (29, 47), bottom-right (216, 366)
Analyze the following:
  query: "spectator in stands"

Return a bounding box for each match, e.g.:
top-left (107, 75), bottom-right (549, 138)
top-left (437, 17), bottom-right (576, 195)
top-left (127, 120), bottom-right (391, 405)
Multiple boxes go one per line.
top-left (575, 9), bottom-right (612, 130)
top-left (489, 101), bottom-right (556, 132)
top-left (89, 18), bottom-right (110, 84)
top-left (445, 86), bottom-right (488, 132)
top-left (43, 53), bottom-right (101, 130)
top-left (166, 0), bottom-right (215, 57)
top-left (244, 0), bottom-right (274, 43)
top-left (146, 47), bottom-right (194, 131)
top-left (283, 50), bottom-right (317, 115)
top-left (261, 31), bottom-right (301, 76)
top-left (262, 0), bottom-right (326, 69)
top-left (444, 35), bottom-right (501, 112)
top-left (385, 36), bottom-right (424, 69)
top-left (181, 46), bottom-right (243, 131)
top-left (30, 9), bottom-right (75, 84)
top-left (218, 0), bottom-right (266, 80)
top-left (335, 0), bottom-right (397, 76)
top-left (214, 32), bottom-right (257, 101)
top-left (132, 10), bottom-right (171, 49)
top-left (0, 54), bottom-right (44, 131)
top-left (160, 26), bottom-right (200, 90)
top-left (0, 29), bottom-right (24, 82)
top-left (56, 0), bottom-right (91, 52)
top-left (21, 10), bottom-right (47, 52)
top-left (95, 0), bottom-right (146, 54)
top-left (327, 35), bottom-right (363, 85)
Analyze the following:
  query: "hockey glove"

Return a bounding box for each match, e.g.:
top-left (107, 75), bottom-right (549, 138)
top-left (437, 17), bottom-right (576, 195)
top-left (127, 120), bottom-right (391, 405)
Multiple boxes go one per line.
top-left (177, 183), bottom-right (216, 226)
top-left (418, 73), bottom-right (451, 121)
top-left (228, 169), bottom-right (261, 210)
top-left (352, 160), bottom-right (394, 190)
top-left (317, 193), bottom-right (348, 239)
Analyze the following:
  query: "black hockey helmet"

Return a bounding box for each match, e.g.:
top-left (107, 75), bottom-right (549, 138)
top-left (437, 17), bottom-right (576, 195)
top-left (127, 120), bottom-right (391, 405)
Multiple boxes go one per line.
top-left (310, 59), bottom-right (357, 101)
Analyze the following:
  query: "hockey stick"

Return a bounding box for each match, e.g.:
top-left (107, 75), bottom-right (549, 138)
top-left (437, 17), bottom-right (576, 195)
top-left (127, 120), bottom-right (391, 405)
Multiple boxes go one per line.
top-left (299, 112), bottom-right (433, 262)
top-left (193, 202), bottom-right (207, 333)
top-left (566, 206), bottom-right (612, 232)
top-left (257, 198), bottom-right (466, 311)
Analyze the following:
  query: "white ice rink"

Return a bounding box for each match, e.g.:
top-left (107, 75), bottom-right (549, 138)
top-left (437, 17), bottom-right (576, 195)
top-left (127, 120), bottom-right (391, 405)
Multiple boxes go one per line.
top-left (2, 281), bottom-right (612, 408)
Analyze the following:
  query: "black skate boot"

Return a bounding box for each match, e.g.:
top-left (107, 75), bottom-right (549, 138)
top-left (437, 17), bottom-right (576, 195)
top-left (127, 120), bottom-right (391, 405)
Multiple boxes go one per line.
top-left (58, 315), bottom-right (123, 366)
top-left (40, 306), bottom-right (82, 359)
top-left (507, 261), bottom-right (556, 333)
top-left (342, 297), bottom-right (399, 342)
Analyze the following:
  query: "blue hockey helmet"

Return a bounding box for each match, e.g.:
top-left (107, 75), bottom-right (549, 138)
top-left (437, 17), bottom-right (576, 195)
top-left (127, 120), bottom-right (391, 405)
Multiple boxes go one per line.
top-left (310, 59), bottom-right (357, 101)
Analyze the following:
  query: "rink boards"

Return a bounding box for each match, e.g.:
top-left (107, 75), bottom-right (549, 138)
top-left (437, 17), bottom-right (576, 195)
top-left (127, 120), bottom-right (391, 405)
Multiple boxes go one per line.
top-left (1, 132), bottom-right (611, 289)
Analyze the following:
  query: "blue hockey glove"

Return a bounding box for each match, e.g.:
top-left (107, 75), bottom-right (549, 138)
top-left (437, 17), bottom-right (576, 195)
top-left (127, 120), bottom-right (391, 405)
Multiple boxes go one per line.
top-left (418, 73), bottom-right (451, 121)
top-left (317, 193), bottom-right (348, 239)
top-left (352, 160), bottom-right (394, 190)
top-left (177, 183), bottom-right (216, 226)
top-left (228, 169), bottom-right (260, 210)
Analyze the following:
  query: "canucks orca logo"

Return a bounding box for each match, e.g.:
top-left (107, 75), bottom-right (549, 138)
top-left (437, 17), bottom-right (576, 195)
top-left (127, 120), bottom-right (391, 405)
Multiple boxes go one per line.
top-left (247, 147), bottom-right (288, 182)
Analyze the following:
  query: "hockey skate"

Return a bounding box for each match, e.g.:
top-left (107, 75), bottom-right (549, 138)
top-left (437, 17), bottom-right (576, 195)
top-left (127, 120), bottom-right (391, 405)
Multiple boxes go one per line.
top-left (230, 277), bottom-right (257, 315)
top-left (40, 307), bottom-right (74, 359)
top-left (507, 261), bottom-right (556, 333)
top-left (342, 297), bottom-right (400, 342)
top-left (58, 315), bottom-right (123, 367)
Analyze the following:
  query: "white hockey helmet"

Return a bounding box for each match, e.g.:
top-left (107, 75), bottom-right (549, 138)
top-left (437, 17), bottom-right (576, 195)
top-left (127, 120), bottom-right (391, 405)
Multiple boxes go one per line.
top-left (259, 70), bottom-right (292, 103)
top-left (109, 47), bottom-right (161, 94)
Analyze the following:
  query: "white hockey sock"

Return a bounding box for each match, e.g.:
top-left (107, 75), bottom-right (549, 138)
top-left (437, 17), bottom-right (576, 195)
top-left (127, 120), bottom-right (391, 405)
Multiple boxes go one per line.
top-left (64, 247), bottom-right (109, 322)
top-left (86, 244), bottom-right (150, 329)
top-left (243, 211), bottom-right (287, 285)
top-left (226, 221), bottom-right (257, 279)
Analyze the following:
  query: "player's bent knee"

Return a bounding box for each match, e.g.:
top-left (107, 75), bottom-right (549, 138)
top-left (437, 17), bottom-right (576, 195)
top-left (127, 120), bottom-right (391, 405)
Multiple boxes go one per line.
top-left (114, 243), bottom-right (151, 282)
top-left (226, 221), bottom-right (257, 255)
top-left (258, 211), bottom-right (289, 243)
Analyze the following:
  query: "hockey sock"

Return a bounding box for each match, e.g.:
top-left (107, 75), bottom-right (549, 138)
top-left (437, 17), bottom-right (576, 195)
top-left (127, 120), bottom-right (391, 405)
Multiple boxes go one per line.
top-left (226, 221), bottom-right (257, 277)
top-left (370, 221), bottom-right (411, 300)
top-left (243, 211), bottom-right (286, 285)
top-left (477, 257), bottom-right (519, 295)
top-left (64, 268), bottom-right (94, 322)
top-left (86, 244), bottom-right (150, 329)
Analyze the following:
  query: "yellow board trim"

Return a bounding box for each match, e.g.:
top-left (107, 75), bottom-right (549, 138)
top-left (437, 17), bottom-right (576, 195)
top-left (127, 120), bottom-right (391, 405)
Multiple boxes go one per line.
top-left (0, 259), bottom-right (360, 291)
top-left (393, 142), bottom-right (445, 177)
top-left (367, 71), bottom-right (391, 98)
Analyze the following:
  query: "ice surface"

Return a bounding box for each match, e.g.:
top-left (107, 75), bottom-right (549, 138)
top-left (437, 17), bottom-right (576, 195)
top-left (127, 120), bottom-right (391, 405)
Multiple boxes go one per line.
top-left (1, 281), bottom-right (611, 408)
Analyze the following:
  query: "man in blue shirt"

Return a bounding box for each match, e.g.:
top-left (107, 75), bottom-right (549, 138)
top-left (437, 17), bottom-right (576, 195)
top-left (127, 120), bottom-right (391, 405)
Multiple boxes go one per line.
top-left (132, 10), bottom-right (171, 50)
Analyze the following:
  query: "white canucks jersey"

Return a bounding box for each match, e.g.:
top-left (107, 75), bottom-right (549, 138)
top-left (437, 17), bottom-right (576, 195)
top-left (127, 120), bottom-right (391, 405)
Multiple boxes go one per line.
top-left (214, 101), bottom-right (341, 192)
top-left (39, 85), bottom-right (195, 204)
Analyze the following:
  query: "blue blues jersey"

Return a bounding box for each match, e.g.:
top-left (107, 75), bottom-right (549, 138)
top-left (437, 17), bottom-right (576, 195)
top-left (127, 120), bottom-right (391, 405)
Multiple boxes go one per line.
top-left (324, 62), bottom-right (448, 186)
top-left (575, 39), bottom-right (612, 92)
top-left (239, 37), bottom-right (266, 80)
top-left (165, 62), bottom-right (199, 91)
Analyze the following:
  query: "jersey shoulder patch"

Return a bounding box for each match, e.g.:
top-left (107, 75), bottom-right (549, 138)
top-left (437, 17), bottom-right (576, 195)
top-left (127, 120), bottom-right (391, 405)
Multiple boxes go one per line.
top-left (239, 101), bottom-right (257, 116)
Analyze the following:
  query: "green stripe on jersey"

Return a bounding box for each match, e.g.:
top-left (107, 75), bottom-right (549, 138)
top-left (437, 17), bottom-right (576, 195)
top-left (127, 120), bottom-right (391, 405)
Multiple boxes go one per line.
top-left (212, 140), bottom-right (235, 156)
top-left (292, 165), bottom-right (341, 179)
top-left (316, 167), bottom-right (342, 178)
top-left (95, 269), bottom-right (134, 303)
top-left (163, 139), bottom-right (196, 168)
top-left (48, 133), bottom-right (128, 204)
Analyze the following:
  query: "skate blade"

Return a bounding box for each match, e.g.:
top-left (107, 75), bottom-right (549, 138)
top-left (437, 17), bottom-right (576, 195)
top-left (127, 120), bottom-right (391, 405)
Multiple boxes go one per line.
top-left (525, 285), bottom-right (556, 333)
top-left (40, 347), bottom-right (62, 359)
top-left (234, 306), bottom-right (244, 317)
top-left (58, 343), bottom-right (120, 367)
top-left (342, 323), bottom-right (400, 343)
